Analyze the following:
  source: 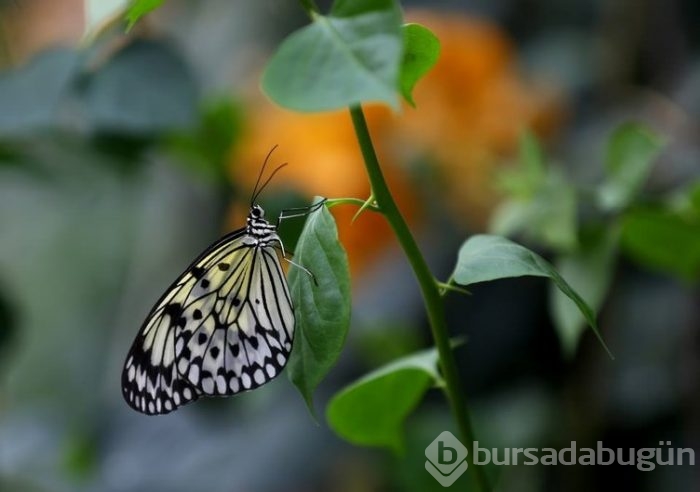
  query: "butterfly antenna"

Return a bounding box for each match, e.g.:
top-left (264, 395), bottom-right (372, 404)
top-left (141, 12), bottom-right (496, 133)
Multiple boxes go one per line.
top-left (250, 145), bottom-right (279, 206)
top-left (252, 162), bottom-right (288, 204)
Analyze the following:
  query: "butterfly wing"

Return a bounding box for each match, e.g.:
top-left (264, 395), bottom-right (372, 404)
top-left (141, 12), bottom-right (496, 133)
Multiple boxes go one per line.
top-left (122, 228), bottom-right (295, 415)
top-left (178, 245), bottom-right (294, 396)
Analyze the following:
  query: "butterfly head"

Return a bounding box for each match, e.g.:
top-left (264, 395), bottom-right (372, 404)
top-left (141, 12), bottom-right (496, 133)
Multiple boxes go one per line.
top-left (246, 204), bottom-right (276, 240)
top-left (250, 204), bottom-right (265, 219)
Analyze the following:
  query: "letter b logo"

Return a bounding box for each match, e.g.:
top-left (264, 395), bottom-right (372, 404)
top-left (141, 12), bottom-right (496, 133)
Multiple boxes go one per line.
top-left (438, 440), bottom-right (457, 465)
top-left (425, 431), bottom-right (468, 487)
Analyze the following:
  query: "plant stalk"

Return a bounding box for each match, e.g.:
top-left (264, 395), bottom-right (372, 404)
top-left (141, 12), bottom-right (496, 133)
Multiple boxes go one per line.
top-left (349, 105), bottom-right (490, 492)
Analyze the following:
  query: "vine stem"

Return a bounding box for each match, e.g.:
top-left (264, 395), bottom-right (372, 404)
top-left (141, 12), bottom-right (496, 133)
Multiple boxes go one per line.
top-left (349, 105), bottom-right (490, 492)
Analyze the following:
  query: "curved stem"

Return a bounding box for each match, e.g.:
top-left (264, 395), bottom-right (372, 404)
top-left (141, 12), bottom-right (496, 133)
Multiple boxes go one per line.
top-left (325, 197), bottom-right (379, 211)
top-left (348, 105), bottom-right (490, 492)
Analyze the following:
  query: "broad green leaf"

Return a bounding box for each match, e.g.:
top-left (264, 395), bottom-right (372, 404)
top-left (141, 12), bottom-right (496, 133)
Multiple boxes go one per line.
top-left (399, 24), bottom-right (440, 107)
top-left (262, 0), bottom-right (403, 111)
top-left (621, 207), bottom-right (700, 281)
top-left (125, 0), bottom-right (165, 31)
top-left (327, 347), bottom-right (441, 452)
top-left (598, 123), bottom-right (665, 211)
top-left (453, 235), bottom-right (613, 358)
top-left (288, 200), bottom-right (351, 412)
top-left (550, 226), bottom-right (619, 357)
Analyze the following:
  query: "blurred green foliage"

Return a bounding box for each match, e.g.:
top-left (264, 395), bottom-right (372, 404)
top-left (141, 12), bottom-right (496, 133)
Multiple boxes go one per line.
top-left (491, 123), bottom-right (698, 357)
top-left (492, 131), bottom-right (578, 251)
top-left (622, 205), bottom-right (700, 280)
top-left (165, 98), bottom-right (244, 183)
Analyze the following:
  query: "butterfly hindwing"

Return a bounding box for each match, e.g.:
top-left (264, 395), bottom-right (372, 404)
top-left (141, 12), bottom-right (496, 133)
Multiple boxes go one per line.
top-left (122, 224), bottom-right (295, 415)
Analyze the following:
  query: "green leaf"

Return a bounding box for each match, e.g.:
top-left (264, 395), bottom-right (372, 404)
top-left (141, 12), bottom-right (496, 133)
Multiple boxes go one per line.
top-left (621, 207), bottom-right (700, 281)
top-left (452, 235), bottom-right (613, 358)
top-left (491, 176), bottom-right (577, 251)
top-left (125, 0), bottom-right (165, 31)
top-left (492, 131), bottom-right (577, 250)
top-left (288, 200), bottom-right (351, 413)
top-left (327, 347), bottom-right (441, 452)
top-left (598, 123), bottom-right (666, 211)
top-left (262, 0), bottom-right (403, 111)
top-left (550, 226), bottom-right (619, 357)
top-left (517, 129), bottom-right (547, 194)
top-left (492, 148), bottom-right (578, 252)
top-left (399, 24), bottom-right (440, 107)
top-left (497, 130), bottom-right (546, 198)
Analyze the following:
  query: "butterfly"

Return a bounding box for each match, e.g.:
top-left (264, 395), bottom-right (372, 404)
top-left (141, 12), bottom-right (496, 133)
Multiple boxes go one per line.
top-left (122, 150), bottom-right (322, 415)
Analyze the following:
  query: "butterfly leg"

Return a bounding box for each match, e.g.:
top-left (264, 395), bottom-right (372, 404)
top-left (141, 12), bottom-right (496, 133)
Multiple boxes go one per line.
top-left (275, 198), bottom-right (327, 227)
top-left (273, 239), bottom-right (318, 286)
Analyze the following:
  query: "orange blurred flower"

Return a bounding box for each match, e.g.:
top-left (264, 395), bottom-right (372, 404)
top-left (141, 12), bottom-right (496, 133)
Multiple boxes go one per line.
top-left (229, 10), bottom-right (565, 276)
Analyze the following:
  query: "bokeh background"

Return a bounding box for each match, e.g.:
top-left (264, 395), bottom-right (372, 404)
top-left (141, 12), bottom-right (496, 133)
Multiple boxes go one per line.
top-left (1, 0), bottom-right (699, 491)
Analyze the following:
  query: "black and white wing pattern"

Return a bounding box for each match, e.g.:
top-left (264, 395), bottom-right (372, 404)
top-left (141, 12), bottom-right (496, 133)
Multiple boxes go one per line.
top-left (122, 208), bottom-right (295, 415)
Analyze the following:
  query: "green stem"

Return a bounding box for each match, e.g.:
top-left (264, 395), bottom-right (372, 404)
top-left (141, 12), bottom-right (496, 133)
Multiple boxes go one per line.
top-left (325, 197), bottom-right (379, 211)
top-left (349, 105), bottom-right (490, 492)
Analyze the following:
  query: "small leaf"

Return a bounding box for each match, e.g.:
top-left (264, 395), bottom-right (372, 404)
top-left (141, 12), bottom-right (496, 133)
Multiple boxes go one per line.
top-left (621, 207), bottom-right (700, 281)
top-left (550, 226), bottom-right (619, 357)
top-left (327, 347), bottom-right (441, 452)
top-left (598, 123), bottom-right (666, 211)
top-left (453, 235), bottom-right (613, 358)
top-left (518, 129), bottom-right (547, 191)
top-left (492, 131), bottom-right (577, 250)
top-left (491, 170), bottom-right (578, 251)
top-left (262, 0), bottom-right (403, 111)
top-left (497, 130), bottom-right (546, 198)
top-left (288, 199), bottom-right (351, 413)
top-left (399, 24), bottom-right (440, 107)
top-left (125, 0), bottom-right (165, 31)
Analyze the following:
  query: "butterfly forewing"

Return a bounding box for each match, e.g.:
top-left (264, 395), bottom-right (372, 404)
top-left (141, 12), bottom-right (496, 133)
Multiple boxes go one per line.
top-left (122, 210), bottom-right (296, 415)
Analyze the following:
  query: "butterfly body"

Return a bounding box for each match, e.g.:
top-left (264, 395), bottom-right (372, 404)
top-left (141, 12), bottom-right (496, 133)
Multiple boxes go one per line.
top-left (122, 203), bottom-right (294, 415)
